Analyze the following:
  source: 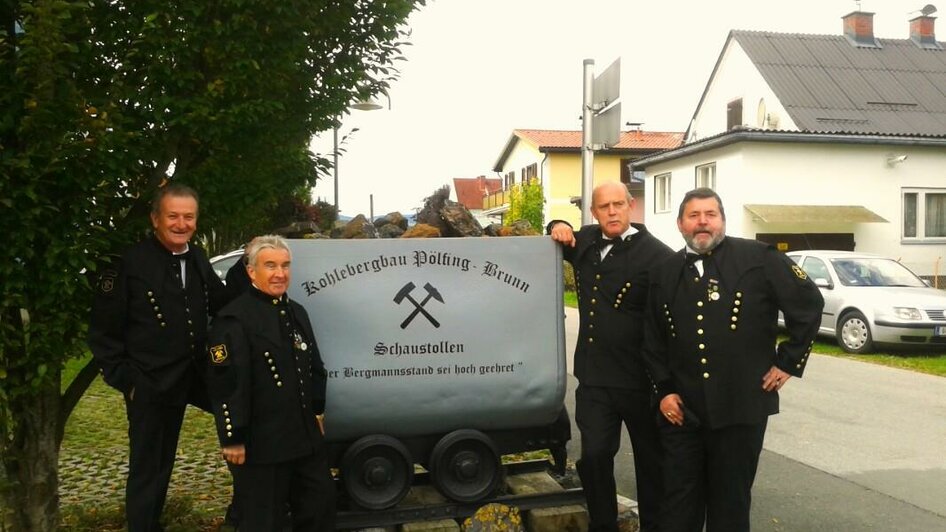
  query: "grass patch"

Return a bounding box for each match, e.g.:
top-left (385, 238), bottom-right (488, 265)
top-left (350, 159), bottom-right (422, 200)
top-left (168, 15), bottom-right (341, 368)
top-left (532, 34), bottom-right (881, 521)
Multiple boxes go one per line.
top-left (62, 353), bottom-right (91, 392)
top-left (60, 493), bottom-right (222, 532)
top-left (793, 336), bottom-right (946, 377)
top-left (816, 341), bottom-right (946, 377)
top-left (564, 291), bottom-right (577, 308)
top-left (839, 352), bottom-right (946, 376)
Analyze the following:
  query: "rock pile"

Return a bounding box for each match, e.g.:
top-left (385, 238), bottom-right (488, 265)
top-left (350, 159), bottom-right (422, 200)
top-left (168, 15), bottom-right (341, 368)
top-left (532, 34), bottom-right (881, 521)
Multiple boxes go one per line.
top-left (276, 186), bottom-right (540, 239)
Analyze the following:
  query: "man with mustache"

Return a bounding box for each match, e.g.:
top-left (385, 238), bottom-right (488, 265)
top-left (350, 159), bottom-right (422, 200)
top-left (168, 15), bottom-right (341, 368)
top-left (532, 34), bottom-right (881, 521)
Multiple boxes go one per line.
top-left (642, 188), bottom-right (824, 532)
top-left (548, 181), bottom-right (674, 531)
top-left (88, 183), bottom-right (229, 531)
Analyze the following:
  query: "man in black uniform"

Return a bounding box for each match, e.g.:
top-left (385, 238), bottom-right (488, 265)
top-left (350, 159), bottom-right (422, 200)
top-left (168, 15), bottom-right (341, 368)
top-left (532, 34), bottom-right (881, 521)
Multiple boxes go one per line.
top-left (219, 240), bottom-right (255, 530)
top-left (548, 181), bottom-right (674, 532)
top-left (224, 244), bottom-right (252, 301)
top-left (643, 188), bottom-right (824, 532)
top-left (207, 235), bottom-right (335, 531)
top-left (88, 183), bottom-right (228, 532)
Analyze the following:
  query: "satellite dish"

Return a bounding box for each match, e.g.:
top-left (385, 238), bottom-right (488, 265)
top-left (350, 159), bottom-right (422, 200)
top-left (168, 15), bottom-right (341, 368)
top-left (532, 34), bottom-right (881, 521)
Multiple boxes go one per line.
top-left (921, 4), bottom-right (937, 16)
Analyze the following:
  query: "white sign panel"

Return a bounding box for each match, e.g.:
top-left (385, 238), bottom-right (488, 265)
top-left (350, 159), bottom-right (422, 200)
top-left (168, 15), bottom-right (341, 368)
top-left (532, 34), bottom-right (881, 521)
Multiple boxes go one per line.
top-left (287, 237), bottom-right (566, 442)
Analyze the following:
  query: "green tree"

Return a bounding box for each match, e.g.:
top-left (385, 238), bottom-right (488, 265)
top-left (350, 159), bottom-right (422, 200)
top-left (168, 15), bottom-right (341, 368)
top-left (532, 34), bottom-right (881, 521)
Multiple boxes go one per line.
top-left (0, 0), bottom-right (423, 528)
top-left (505, 178), bottom-right (544, 232)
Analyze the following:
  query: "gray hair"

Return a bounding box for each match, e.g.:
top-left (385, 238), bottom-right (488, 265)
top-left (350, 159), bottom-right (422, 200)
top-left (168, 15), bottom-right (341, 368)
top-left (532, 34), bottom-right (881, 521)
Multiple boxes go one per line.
top-left (246, 235), bottom-right (292, 268)
top-left (151, 183), bottom-right (199, 216)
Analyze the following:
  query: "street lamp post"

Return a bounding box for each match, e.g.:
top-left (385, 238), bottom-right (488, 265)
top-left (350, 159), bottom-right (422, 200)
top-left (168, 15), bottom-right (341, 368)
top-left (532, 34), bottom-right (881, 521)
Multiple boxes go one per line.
top-left (333, 126), bottom-right (340, 214)
top-left (332, 93), bottom-right (391, 216)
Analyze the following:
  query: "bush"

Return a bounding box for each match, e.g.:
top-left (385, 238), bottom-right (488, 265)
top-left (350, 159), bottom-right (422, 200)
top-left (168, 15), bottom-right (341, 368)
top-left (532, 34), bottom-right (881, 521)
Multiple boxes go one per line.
top-left (505, 178), bottom-right (543, 232)
top-left (562, 261), bottom-right (576, 292)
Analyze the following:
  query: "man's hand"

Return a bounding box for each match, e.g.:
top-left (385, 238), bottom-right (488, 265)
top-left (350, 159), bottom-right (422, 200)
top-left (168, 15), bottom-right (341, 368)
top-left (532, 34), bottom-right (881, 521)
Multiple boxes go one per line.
top-left (660, 393), bottom-right (685, 426)
top-left (222, 444), bottom-right (246, 465)
top-left (762, 366), bottom-right (791, 392)
top-left (316, 414), bottom-right (325, 435)
top-left (549, 222), bottom-right (576, 248)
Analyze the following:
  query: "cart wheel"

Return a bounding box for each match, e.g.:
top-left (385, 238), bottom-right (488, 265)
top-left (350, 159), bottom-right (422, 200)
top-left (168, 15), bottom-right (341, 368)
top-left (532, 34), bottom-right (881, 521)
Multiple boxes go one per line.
top-left (340, 434), bottom-right (413, 509)
top-left (429, 429), bottom-right (502, 502)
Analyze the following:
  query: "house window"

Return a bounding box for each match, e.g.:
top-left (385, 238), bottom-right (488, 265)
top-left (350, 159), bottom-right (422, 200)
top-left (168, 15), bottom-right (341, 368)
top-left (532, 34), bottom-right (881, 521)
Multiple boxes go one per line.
top-left (621, 158), bottom-right (632, 184)
top-left (521, 163), bottom-right (537, 183)
top-left (695, 163), bottom-right (716, 189)
top-left (903, 188), bottom-right (946, 240)
top-left (504, 171), bottom-right (515, 189)
top-left (622, 158), bottom-right (647, 187)
top-left (727, 98), bottom-right (743, 130)
top-left (655, 173), bottom-right (671, 213)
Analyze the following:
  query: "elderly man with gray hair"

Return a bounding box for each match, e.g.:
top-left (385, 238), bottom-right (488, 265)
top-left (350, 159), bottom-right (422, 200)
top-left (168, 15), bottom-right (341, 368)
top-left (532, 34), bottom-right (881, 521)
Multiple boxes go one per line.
top-left (207, 235), bottom-right (335, 531)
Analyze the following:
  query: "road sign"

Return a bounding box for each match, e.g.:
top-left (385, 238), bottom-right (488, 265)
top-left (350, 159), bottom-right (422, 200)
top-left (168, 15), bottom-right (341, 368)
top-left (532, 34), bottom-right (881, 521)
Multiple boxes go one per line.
top-left (593, 58), bottom-right (620, 109)
top-left (593, 102), bottom-right (621, 149)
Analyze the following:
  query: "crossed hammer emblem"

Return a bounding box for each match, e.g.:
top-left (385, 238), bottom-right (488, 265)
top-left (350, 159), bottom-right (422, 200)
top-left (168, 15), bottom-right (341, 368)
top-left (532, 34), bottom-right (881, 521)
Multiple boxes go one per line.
top-left (393, 282), bottom-right (444, 329)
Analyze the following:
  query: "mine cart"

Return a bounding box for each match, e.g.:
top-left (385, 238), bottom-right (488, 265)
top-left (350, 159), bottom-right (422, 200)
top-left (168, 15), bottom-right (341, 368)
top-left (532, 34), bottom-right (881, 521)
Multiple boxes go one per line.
top-left (287, 236), bottom-right (569, 510)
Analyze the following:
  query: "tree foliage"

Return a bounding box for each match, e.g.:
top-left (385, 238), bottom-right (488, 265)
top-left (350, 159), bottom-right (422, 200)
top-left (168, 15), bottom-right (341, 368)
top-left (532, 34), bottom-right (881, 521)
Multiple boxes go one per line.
top-left (0, 0), bottom-right (423, 528)
top-left (505, 178), bottom-right (544, 232)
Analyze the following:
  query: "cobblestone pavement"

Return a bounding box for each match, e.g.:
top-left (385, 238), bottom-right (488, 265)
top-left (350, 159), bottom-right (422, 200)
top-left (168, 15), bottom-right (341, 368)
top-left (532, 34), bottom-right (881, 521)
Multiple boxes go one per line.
top-left (59, 377), bottom-right (570, 530)
top-left (59, 378), bottom-right (231, 524)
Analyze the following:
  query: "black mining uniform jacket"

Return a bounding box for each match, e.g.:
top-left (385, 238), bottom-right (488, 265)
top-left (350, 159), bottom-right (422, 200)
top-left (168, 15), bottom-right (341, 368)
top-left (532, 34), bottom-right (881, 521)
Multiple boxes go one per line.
top-left (88, 236), bottom-right (228, 404)
top-left (207, 288), bottom-right (329, 464)
top-left (549, 221), bottom-right (675, 390)
top-left (643, 237), bottom-right (825, 429)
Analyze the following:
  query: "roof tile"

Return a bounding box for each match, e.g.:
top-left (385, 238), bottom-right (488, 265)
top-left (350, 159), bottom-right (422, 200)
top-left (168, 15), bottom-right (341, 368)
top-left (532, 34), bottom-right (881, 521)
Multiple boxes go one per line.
top-left (513, 129), bottom-right (683, 150)
top-left (452, 177), bottom-right (502, 210)
top-left (734, 31), bottom-right (946, 135)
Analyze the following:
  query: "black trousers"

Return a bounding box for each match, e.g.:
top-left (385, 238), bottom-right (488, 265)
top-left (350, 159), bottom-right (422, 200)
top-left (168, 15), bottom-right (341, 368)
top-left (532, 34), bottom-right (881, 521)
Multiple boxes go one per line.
top-left (659, 419), bottom-right (768, 532)
top-left (124, 394), bottom-right (187, 532)
top-left (235, 449), bottom-right (336, 531)
top-left (575, 384), bottom-right (663, 532)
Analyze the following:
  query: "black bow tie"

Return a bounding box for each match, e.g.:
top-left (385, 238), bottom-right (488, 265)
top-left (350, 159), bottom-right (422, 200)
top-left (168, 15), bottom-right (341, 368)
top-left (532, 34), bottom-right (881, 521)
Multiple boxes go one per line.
top-left (685, 253), bottom-right (704, 265)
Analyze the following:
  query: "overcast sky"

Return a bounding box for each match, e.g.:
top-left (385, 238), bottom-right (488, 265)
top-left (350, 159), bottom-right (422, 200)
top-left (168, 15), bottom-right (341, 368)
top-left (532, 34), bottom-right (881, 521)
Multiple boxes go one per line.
top-left (309, 0), bottom-right (925, 217)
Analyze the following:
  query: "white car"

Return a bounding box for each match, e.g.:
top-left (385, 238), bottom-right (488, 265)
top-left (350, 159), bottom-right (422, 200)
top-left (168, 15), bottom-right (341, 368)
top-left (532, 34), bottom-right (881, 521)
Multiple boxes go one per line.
top-left (786, 250), bottom-right (946, 353)
top-left (209, 248), bottom-right (244, 282)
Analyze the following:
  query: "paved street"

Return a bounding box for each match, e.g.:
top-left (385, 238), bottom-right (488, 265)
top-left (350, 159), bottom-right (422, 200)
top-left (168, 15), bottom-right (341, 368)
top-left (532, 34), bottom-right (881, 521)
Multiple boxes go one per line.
top-left (561, 307), bottom-right (946, 531)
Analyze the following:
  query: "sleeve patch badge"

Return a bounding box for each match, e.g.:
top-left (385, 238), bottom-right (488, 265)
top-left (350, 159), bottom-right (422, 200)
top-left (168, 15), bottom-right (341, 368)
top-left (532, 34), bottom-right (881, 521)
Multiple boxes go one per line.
top-left (210, 344), bottom-right (229, 364)
top-left (99, 270), bottom-right (117, 294)
top-left (791, 264), bottom-right (808, 281)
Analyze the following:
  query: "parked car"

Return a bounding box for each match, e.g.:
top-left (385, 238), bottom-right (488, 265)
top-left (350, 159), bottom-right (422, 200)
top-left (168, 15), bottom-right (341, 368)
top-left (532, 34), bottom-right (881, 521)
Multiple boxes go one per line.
top-left (209, 248), bottom-right (244, 282)
top-left (785, 250), bottom-right (946, 353)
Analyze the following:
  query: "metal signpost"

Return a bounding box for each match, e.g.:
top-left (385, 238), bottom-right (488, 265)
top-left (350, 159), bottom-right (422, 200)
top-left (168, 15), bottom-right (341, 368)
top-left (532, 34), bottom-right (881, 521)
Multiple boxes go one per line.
top-left (581, 58), bottom-right (622, 225)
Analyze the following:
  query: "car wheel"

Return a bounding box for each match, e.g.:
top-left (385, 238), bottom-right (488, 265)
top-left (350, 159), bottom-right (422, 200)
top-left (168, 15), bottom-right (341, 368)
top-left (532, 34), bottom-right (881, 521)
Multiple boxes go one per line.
top-left (836, 310), bottom-right (873, 354)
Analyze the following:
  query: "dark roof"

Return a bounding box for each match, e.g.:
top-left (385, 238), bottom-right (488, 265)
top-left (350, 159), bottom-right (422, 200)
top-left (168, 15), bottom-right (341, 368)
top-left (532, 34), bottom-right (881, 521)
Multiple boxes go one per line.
top-left (631, 128), bottom-right (946, 169)
top-left (733, 30), bottom-right (946, 135)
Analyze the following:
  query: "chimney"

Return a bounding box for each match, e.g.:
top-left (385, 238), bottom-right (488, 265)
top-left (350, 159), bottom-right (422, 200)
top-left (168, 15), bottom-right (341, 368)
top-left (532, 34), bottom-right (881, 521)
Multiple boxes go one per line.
top-left (842, 11), bottom-right (881, 48)
top-left (910, 15), bottom-right (943, 49)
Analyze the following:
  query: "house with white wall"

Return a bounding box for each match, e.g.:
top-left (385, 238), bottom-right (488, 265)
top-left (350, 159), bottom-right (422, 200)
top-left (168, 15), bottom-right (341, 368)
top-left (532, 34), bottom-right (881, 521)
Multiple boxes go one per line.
top-left (633, 10), bottom-right (946, 278)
